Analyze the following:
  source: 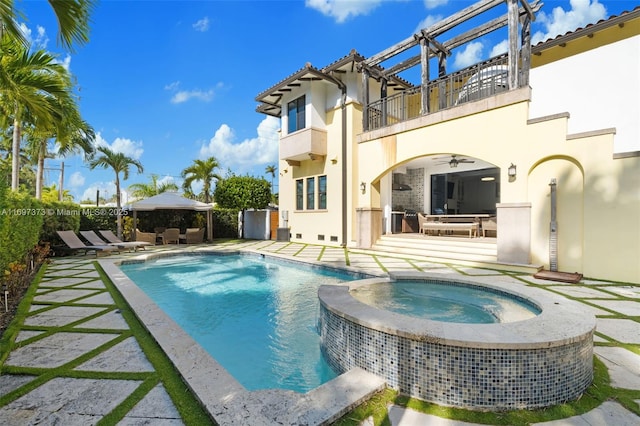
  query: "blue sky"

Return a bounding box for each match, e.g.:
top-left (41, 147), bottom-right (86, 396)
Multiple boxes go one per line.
top-left (18, 0), bottom-right (632, 203)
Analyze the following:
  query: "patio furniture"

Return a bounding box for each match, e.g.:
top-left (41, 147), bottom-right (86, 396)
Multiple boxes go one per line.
top-left (180, 228), bottom-right (205, 244)
top-left (98, 230), bottom-right (152, 251)
top-left (481, 216), bottom-right (497, 237)
top-left (56, 230), bottom-right (119, 257)
top-left (417, 213), bottom-right (434, 235)
top-left (135, 229), bottom-right (157, 245)
top-left (80, 230), bottom-right (127, 252)
top-left (421, 221), bottom-right (479, 238)
top-left (163, 228), bottom-right (180, 244)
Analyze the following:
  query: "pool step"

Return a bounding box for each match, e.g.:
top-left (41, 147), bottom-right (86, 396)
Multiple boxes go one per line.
top-left (367, 235), bottom-right (542, 274)
top-left (371, 234), bottom-right (498, 263)
top-left (287, 367), bottom-right (387, 425)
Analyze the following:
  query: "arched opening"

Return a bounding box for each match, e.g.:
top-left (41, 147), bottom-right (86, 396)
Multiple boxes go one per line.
top-left (378, 154), bottom-right (500, 235)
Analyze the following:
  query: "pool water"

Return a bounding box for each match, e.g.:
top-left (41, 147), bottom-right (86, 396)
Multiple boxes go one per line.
top-left (351, 280), bottom-right (540, 323)
top-left (120, 254), bottom-right (359, 393)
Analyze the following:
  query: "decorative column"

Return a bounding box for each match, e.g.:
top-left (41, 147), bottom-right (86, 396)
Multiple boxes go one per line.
top-left (356, 208), bottom-right (382, 248)
top-left (496, 202), bottom-right (531, 264)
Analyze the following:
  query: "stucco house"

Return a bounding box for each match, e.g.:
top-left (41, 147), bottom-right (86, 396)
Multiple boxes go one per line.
top-left (256, 1), bottom-right (639, 284)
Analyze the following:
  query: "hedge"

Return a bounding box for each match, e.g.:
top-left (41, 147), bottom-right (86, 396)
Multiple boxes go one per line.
top-left (0, 186), bottom-right (44, 277)
top-left (212, 208), bottom-right (238, 238)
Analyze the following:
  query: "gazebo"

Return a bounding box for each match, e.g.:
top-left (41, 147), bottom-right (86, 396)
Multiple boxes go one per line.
top-left (131, 192), bottom-right (213, 241)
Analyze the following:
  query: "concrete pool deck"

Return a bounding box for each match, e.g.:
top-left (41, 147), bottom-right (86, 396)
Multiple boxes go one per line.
top-left (0, 239), bottom-right (638, 425)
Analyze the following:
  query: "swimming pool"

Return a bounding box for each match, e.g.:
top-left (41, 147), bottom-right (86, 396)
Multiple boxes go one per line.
top-left (120, 253), bottom-right (361, 393)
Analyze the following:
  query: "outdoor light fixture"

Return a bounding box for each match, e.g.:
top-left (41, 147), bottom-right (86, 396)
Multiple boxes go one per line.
top-left (481, 176), bottom-right (495, 182)
top-left (508, 163), bottom-right (517, 177)
top-left (360, 182), bottom-right (367, 194)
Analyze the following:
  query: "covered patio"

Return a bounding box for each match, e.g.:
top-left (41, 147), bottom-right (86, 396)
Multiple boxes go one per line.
top-left (130, 192), bottom-right (213, 242)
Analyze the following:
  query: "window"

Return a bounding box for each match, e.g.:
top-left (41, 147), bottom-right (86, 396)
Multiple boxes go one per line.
top-left (318, 175), bottom-right (327, 209)
top-left (296, 175), bottom-right (326, 211)
top-left (296, 179), bottom-right (304, 210)
top-left (306, 177), bottom-right (315, 210)
top-left (287, 95), bottom-right (305, 134)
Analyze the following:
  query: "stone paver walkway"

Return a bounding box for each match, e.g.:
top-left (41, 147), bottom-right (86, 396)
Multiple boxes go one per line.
top-left (0, 240), bottom-right (638, 425)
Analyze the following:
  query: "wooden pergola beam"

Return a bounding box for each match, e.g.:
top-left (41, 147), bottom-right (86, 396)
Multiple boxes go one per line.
top-left (373, 0), bottom-right (542, 81)
top-left (364, 0), bottom-right (504, 67)
top-left (519, 0), bottom-right (536, 21)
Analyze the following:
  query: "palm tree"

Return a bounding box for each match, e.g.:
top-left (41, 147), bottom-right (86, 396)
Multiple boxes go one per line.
top-left (88, 146), bottom-right (143, 239)
top-left (0, 0), bottom-right (95, 51)
top-left (181, 157), bottom-right (221, 204)
top-left (0, 34), bottom-right (73, 191)
top-left (265, 164), bottom-right (277, 194)
top-left (128, 174), bottom-right (179, 200)
top-left (25, 85), bottom-right (95, 199)
top-left (42, 183), bottom-right (73, 202)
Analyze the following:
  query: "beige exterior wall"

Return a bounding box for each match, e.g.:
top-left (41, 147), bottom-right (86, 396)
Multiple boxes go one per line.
top-left (278, 102), bottom-right (353, 246)
top-left (357, 97), bottom-right (640, 283)
top-left (267, 14), bottom-right (640, 283)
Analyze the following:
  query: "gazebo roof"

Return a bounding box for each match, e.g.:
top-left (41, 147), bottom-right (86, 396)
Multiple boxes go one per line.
top-left (131, 192), bottom-right (212, 211)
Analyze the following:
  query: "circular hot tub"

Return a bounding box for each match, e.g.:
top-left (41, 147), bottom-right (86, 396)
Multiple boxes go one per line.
top-left (318, 272), bottom-right (595, 411)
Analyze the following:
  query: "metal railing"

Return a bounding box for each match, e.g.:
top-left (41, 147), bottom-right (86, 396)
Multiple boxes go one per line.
top-left (365, 56), bottom-right (511, 131)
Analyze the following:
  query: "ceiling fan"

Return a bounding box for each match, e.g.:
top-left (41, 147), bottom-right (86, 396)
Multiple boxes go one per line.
top-left (433, 154), bottom-right (475, 168)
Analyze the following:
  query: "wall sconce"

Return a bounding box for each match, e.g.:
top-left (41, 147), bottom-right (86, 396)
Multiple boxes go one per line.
top-left (360, 182), bottom-right (367, 194)
top-left (508, 163), bottom-right (517, 178)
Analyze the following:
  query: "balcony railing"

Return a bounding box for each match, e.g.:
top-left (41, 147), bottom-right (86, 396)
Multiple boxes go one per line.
top-left (365, 56), bottom-right (511, 131)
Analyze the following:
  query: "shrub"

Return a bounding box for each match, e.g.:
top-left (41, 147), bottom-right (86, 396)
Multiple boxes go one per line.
top-left (79, 207), bottom-right (118, 233)
top-left (212, 208), bottom-right (238, 238)
top-left (39, 200), bottom-right (83, 244)
top-left (0, 188), bottom-right (45, 278)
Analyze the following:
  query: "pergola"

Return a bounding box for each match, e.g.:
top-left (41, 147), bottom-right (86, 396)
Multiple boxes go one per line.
top-left (130, 192), bottom-right (213, 241)
top-left (358, 0), bottom-right (540, 130)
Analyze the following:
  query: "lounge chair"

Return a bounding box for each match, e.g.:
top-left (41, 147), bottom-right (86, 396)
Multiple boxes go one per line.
top-left (162, 228), bottom-right (180, 245)
top-left (99, 230), bottom-right (152, 250)
top-left (80, 230), bottom-right (127, 252)
top-left (80, 230), bottom-right (147, 253)
top-left (56, 230), bottom-right (119, 257)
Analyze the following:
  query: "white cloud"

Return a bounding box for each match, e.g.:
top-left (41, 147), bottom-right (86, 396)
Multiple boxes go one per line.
top-left (164, 81), bottom-right (180, 91)
top-left (95, 132), bottom-right (144, 160)
top-left (532, 0), bottom-right (607, 45)
top-left (171, 89), bottom-right (215, 104)
top-left (199, 116), bottom-right (280, 171)
top-left (453, 41), bottom-right (483, 69)
top-left (57, 54), bottom-right (71, 71)
top-left (35, 26), bottom-right (49, 48)
top-left (305, 0), bottom-right (383, 23)
top-left (414, 14), bottom-right (442, 34)
top-left (193, 16), bottom-right (210, 32)
top-left (80, 181), bottom-right (117, 203)
top-left (19, 23), bottom-right (49, 48)
top-left (490, 39), bottom-right (509, 58)
top-left (158, 175), bottom-right (176, 186)
top-left (423, 0), bottom-right (448, 10)
top-left (68, 171), bottom-right (85, 188)
top-left (165, 81), bottom-right (218, 104)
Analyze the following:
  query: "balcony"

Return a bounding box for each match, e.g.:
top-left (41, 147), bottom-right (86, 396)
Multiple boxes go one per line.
top-left (280, 127), bottom-right (327, 166)
top-left (365, 56), bottom-right (512, 132)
